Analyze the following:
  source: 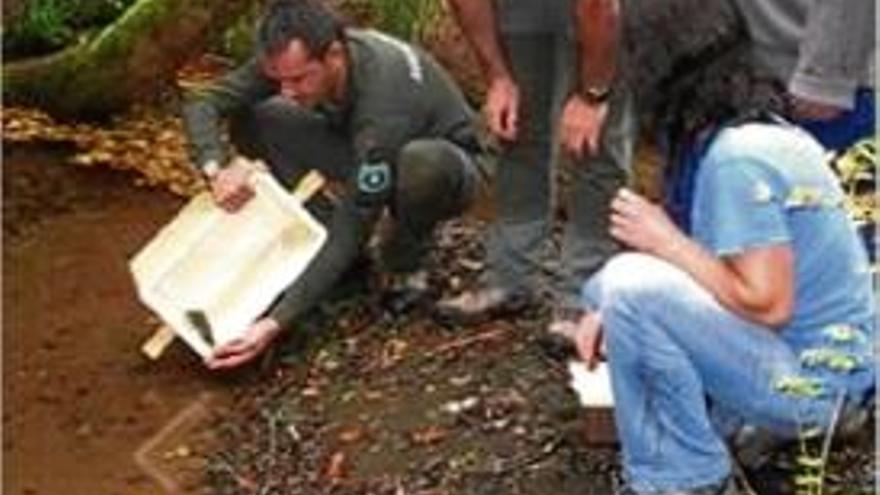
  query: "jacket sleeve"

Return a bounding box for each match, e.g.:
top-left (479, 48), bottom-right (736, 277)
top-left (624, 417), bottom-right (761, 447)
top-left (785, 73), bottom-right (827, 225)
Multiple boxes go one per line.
top-left (788, 0), bottom-right (875, 109)
top-left (267, 196), bottom-right (378, 330)
top-left (180, 58), bottom-right (277, 171)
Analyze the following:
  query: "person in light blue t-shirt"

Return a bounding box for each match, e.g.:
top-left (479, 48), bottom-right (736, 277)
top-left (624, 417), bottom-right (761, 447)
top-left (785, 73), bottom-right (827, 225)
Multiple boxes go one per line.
top-left (554, 61), bottom-right (874, 495)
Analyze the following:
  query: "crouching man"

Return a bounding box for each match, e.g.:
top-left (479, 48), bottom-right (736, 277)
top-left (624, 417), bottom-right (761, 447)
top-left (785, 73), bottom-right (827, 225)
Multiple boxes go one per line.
top-left (182, 0), bottom-right (485, 369)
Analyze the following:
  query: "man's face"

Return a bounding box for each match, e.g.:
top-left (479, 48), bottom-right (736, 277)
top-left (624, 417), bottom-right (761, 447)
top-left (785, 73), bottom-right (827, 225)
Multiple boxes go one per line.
top-left (262, 39), bottom-right (335, 108)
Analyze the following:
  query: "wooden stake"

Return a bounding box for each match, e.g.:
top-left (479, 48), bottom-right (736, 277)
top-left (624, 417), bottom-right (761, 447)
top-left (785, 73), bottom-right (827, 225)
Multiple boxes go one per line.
top-left (292, 169), bottom-right (326, 203)
top-left (141, 325), bottom-right (177, 361)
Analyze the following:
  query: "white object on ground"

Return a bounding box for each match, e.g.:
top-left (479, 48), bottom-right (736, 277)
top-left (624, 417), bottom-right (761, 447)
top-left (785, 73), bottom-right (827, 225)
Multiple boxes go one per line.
top-left (567, 360), bottom-right (615, 408)
top-left (130, 170), bottom-right (327, 357)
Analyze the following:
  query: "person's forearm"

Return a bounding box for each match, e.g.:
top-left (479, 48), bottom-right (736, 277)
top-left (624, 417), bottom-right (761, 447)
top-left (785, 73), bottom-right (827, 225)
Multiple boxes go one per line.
top-left (181, 97), bottom-right (228, 171)
top-left (575, 0), bottom-right (620, 92)
top-left (658, 234), bottom-right (793, 328)
top-left (181, 58), bottom-right (275, 171)
top-left (268, 198), bottom-right (377, 329)
top-left (448, 0), bottom-right (511, 81)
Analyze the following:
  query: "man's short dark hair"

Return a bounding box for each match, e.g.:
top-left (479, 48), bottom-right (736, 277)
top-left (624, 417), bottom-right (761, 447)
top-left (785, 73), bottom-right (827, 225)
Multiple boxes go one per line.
top-left (257, 0), bottom-right (345, 59)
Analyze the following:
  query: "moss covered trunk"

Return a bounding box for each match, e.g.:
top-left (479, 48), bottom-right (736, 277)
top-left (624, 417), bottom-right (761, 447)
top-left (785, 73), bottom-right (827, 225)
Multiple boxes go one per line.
top-left (3, 0), bottom-right (253, 119)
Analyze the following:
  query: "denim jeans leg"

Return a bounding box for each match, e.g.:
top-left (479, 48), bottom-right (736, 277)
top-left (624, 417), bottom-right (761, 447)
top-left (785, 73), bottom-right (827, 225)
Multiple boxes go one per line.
top-left (584, 253), bottom-right (837, 492)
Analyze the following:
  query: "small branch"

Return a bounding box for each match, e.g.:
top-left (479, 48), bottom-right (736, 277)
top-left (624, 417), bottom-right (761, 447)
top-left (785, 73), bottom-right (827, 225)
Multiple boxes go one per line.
top-left (423, 326), bottom-right (509, 360)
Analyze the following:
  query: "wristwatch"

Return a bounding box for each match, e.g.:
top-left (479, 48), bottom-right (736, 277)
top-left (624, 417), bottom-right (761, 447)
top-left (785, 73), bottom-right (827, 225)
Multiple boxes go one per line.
top-left (201, 159), bottom-right (221, 180)
top-left (582, 85), bottom-right (612, 104)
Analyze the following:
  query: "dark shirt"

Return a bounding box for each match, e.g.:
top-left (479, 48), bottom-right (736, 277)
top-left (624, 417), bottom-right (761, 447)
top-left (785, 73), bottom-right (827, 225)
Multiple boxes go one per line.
top-left (181, 29), bottom-right (479, 330)
top-left (182, 28), bottom-right (479, 170)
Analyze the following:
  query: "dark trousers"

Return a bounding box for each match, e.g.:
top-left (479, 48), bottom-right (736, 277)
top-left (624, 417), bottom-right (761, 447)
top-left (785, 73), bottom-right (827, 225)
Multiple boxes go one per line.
top-left (231, 97), bottom-right (481, 328)
top-left (486, 33), bottom-right (636, 308)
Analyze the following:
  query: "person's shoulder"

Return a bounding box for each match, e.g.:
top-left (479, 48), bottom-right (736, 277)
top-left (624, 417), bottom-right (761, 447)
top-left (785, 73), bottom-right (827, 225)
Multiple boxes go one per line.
top-left (348, 28), bottom-right (429, 86)
top-left (346, 28), bottom-right (417, 57)
top-left (714, 123), bottom-right (785, 154)
top-left (707, 122), bottom-right (822, 168)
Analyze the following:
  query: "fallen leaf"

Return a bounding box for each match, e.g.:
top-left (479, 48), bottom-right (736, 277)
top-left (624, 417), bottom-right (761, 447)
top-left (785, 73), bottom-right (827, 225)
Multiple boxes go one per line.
top-left (324, 451), bottom-right (346, 482)
top-left (337, 424), bottom-right (366, 444)
top-left (410, 425), bottom-right (448, 446)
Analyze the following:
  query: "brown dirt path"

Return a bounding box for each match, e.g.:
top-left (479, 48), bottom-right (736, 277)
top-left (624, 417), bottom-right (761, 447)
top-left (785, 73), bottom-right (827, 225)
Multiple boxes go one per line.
top-left (2, 145), bottom-right (248, 495)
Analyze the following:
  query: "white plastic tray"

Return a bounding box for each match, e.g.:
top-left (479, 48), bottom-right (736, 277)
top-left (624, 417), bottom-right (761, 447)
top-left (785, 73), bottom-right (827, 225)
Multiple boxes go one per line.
top-left (568, 361), bottom-right (615, 407)
top-left (130, 171), bottom-right (327, 357)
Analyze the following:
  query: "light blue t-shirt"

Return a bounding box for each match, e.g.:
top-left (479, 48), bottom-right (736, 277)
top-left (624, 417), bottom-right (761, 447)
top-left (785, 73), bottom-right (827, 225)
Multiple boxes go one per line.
top-left (691, 123), bottom-right (874, 391)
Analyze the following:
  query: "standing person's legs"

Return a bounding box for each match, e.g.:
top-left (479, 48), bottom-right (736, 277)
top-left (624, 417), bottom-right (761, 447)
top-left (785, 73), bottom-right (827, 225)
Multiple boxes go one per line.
top-left (485, 33), bottom-right (558, 295)
top-left (585, 253), bottom-right (839, 493)
top-left (557, 36), bottom-right (635, 313)
top-left (436, 33), bottom-right (558, 321)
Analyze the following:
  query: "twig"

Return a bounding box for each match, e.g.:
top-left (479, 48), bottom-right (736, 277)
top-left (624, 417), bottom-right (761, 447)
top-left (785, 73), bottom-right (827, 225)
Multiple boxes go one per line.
top-left (815, 391), bottom-right (847, 495)
top-left (423, 326), bottom-right (510, 360)
top-left (470, 435), bottom-right (565, 476)
top-left (730, 457), bottom-right (759, 495)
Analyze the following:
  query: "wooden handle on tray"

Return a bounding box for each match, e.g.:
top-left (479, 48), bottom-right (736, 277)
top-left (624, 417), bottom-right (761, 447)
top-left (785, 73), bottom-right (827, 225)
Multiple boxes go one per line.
top-left (139, 170), bottom-right (327, 361)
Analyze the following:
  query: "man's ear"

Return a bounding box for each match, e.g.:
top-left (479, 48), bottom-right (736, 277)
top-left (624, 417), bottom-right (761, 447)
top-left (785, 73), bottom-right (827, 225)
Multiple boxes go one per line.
top-left (324, 40), bottom-right (346, 66)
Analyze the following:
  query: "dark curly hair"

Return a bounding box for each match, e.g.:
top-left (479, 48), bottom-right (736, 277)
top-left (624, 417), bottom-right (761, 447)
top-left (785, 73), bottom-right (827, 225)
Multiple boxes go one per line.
top-left (621, 0), bottom-right (789, 159)
top-left (257, 0), bottom-right (346, 59)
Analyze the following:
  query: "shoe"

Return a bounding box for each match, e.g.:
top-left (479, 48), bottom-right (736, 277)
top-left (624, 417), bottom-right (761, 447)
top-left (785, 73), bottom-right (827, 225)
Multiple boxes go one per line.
top-left (547, 306), bottom-right (587, 334)
top-left (730, 425), bottom-right (791, 470)
top-left (536, 331), bottom-right (579, 362)
top-left (434, 285), bottom-right (531, 325)
top-left (616, 476), bottom-right (738, 495)
top-left (381, 270), bottom-right (431, 316)
top-left (730, 401), bottom-right (870, 469)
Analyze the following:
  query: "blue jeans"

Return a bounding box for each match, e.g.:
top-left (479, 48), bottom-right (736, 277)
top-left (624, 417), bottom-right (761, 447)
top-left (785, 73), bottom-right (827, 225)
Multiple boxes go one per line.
top-left (581, 253), bottom-right (873, 493)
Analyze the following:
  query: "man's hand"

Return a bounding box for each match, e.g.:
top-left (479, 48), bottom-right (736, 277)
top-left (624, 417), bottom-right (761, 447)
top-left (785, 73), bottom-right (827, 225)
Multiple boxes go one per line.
top-left (209, 160), bottom-right (256, 212)
top-left (789, 94), bottom-right (845, 121)
top-left (609, 188), bottom-right (686, 259)
top-left (550, 310), bottom-right (604, 370)
top-left (560, 94), bottom-right (608, 159)
top-left (485, 76), bottom-right (520, 142)
top-left (205, 317), bottom-right (283, 370)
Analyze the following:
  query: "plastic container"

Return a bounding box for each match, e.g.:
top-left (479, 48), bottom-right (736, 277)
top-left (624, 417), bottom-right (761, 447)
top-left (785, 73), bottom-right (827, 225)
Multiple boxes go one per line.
top-left (568, 361), bottom-right (618, 445)
top-left (130, 171), bottom-right (327, 357)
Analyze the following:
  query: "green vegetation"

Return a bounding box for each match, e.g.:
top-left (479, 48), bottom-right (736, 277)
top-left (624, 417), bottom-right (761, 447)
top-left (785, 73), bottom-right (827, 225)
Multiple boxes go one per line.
top-left (343, 0), bottom-right (444, 41)
top-left (4, 0), bottom-right (137, 57)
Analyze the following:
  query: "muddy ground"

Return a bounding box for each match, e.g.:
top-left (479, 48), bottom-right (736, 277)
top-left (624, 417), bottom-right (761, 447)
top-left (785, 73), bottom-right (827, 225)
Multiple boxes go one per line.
top-left (2, 145), bottom-right (262, 494)
top-left (3, 145), bottom-right (874, 495)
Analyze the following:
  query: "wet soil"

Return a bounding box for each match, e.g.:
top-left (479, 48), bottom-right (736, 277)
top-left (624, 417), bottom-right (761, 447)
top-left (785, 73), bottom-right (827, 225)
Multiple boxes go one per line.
top-left (3, 144), bottom-right (874, 495)
top-left (2, 145), bottom-right (260, 495)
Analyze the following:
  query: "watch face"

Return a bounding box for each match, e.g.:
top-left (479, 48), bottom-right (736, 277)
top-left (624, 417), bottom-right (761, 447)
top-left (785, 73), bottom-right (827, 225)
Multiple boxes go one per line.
top-left (203, 161), bottom-right (221, 177)
top-left (585, 87), bottom-right (611, 103)
top-left (357, 161), bottom-right (391, 194)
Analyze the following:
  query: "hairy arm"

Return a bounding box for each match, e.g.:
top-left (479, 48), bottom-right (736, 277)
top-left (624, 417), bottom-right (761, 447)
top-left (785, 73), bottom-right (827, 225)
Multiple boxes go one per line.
top-left (447, 0), bottom-right (510, 81)
top-left (448, 0), bottom-right (519, 140)
top-left (574, 0), bottom-right (620, 93)
top-left (561, 0), bottom-right (621, 157)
